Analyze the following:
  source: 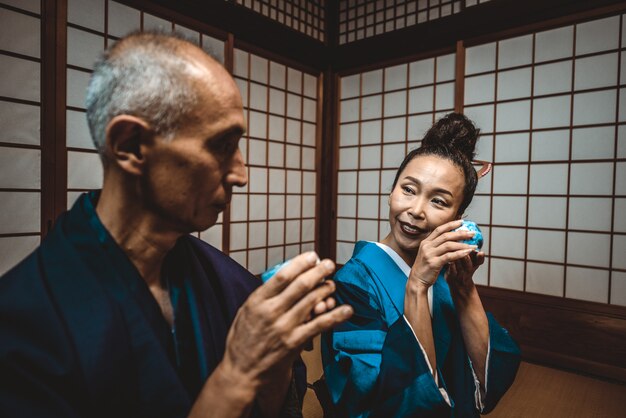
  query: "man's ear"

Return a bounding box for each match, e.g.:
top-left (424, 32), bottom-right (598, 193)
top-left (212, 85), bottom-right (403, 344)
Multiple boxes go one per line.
top-left (104, 115), bottom-right (153, 176)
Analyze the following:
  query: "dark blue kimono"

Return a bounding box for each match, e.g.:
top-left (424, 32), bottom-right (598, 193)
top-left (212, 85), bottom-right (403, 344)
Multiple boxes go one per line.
top-left (0, 192), bottom-right (303, 418)
top-left (322, 241), bottom-right (520, 418)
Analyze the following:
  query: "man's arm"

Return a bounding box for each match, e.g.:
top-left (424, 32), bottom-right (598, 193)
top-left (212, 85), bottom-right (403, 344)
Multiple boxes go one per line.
top-left (189, 252), bottom-right (353, 418)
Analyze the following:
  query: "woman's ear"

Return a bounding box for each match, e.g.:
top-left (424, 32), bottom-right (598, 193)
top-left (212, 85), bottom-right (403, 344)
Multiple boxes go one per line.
top-left (104, 115), bottom-right (153, 176)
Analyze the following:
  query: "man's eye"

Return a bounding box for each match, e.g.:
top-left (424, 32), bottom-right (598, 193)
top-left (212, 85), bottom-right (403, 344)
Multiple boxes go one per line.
top-left (432, 198), bottom-right (448, 206)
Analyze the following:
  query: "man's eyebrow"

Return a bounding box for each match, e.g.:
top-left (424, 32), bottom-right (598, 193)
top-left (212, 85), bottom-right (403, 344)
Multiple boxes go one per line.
top-left (403, 175), bottom-right (454, 197)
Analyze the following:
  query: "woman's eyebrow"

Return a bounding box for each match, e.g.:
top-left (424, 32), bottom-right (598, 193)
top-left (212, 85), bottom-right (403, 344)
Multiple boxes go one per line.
top-left (403, 175), bottom-right (454, 197)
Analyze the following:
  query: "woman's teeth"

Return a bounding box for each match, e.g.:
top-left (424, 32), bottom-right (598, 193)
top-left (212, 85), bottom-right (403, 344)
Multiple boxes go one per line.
top-left (401, 223), bottom-right (419, 234)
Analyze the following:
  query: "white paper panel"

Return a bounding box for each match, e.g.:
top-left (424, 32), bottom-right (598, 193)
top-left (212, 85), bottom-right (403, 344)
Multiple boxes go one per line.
top-left (338, 171), bottom-right (357, 193)
top-left (342, 74), bottom-right (360, 98)
top-left (199, 225), bottom-right (222, 250)
top-left (0, 101), bottom-right (40, 145)
top-left (287, 68), bottom-right (302, 93)
top-left (361, 120), bottom-right (381, 144)
top-left (528, 197), bottom-right (567, 229)
top-left (574, 53), bottom-right (618, 90)
top-left (496, 100), bottom-right (530, 132)
top-left (230, 222), bottom-right (247, 250)
top-left (66, 69), bottom-right (91, 109)
top-left (0, 8), bottom-right (40, 58)
top-left (409, 58), bottom-right (434, 87)
top-left (360, 146), bottom-right (380, 169)
top-left (535, 26), bottom-right (573, 63)
top-left (490, 227), bottom-right (525, 258)
top-left (340, 99), bottom-right (359, 122)
top-left (303, 74), bottom-right (316, 98)
top-left (492, 165), bottom-right (527, 194)
top-left (250, 83), bottom-right (268, 111)
top-left (2, 0), bottom-right (40, 13)
top-left (248, 221), bottom-right (267, 248)
top-left (534, 61), bottom-right (572, 96)
top-left (497, 68), bottom-right (532, 101)
top-left (566, 266), bottom-right (609, 303)
top-left (526, 263), bottom-right (564, 297)
top-left (233, 49), bottom-right (248, 78)
top-left (611, 271), bottom-right (626, 306)
top-left (287, 94), bottom-right (302, 119)
top-left (408, 86), bottom-right (434, 113)
top-left (436, 54), bottom-right (455, 82)
top-left (66, 110), bottom-right (94, 150)
top-left (268, 195), bottom-right (284, 220)
top-left (531, 130), bottom-right (569, 161)
top-left (383, 117), bottom-right (405, 142)
top-left (248, 195), bottom-right (267, 221)
top-left (465, 43), bottom-right (496, 75)
top-left (361, 70), bottom-right (383, 95)
top-left (201, 35), bottom-right (224, 64)
top-left (568, 232), bottom-right (610, 267)
top-left (250, 55), bottom-right (268, 84)
top-left (491, 196), bottom-right (526, 227)
top-left (361, 95), bottom-right (382, 120)
top-left (568, 197), bottom-right (613, 231)
top-left (174, 25), bottom-right (199, 45)
top-left (0, 235), bottom-right (40, 276)
top-left (612, 235), bottom-right (626, 270)
top-left (529, 164), bottom-right (568, 195)
top-left (337, 195), bottom-right (356, 217)
top-left (569, 162), bottom-right (613, 195)
top-left (143, 13), bottom-right (171, 32)
top-left (358, 170), bottom-right (380, 194)
top-left (302, 195), bottom-right (315, 218)
top-left (67, 27), bottom-right (104, 70)
top-left (571, 126), bottom-right (615, 160)
top-left (490, 258), bottom-right (524, 291)
top-left (614, 199), bottom-right (626, 232)
top-left (575, 16), bottom-right (619, 55)
top-left (435, 82), bottom-right (454, 110)
top-left (108, 1), bottom-right (140, 38)
top-left (0, 55), bottom-right (40, 102)
top-left (0, 192), bottom-right (40, 234)
top-left (464, 195), bottom-right (490, 225)
top-left (384, 91), bottom-right (406, 117)
top-left (495, 133), bottom-right (529, 162)
top-left (532, 96), bottom-right (571, 129)
top-left (385, 64), bottom-right (407, 91)
top-left (67, 151), bottom-right (103, 189)
top-left (357, 195), bottom-right (379, 219)
top-left (248, 139), bottom-right (267, 166)
top-left (527, 229), bottom-right (565, 263)
top-left (614, 162), bottom-right (626, 195)
top-left (498, 35), bottom-right (533, 69)
top-left (0, 147), bottom-right (40, 188)
top-left (356, 219), bottom-right (378, 241)
top-left (68, 0), bottom-right (104, 32)
top-left (573, 89), bottom-right (617, 126)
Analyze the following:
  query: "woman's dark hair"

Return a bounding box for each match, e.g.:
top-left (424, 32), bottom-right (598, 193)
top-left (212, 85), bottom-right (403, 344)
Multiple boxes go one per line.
top-left (391, 112), bottom-right (480, 216)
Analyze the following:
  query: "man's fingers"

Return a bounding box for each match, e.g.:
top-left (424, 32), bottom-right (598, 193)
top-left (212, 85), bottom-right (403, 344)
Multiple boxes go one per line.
top-left (289, 305), bottom-right (354, 348)
top-left (270, 259), bottom-right (335, 312)
top-left (285, 280), bottom-right (337, 324)
top-left (255, 251), bottom-right (320, 298)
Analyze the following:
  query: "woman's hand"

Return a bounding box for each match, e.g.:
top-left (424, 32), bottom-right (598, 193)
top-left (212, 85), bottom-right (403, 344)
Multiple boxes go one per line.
top-left (408, 219), bottom-right (478, 289)
top-left (446, 250), bottom-right (485, 298)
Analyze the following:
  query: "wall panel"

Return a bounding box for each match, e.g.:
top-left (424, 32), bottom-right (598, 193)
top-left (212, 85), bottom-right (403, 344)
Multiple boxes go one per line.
top-left (0, 1), bottom-right (42, 274)
top-left (232, 48), bottom-right (319, 274)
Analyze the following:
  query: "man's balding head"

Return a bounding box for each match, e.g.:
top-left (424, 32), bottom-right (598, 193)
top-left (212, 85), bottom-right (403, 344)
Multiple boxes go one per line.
top-left (85, 31), bottom-right (225, 162)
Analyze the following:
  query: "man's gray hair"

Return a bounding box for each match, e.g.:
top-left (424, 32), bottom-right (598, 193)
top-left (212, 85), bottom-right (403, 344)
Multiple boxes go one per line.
top-left (85, 31), bottom-right (203, 156)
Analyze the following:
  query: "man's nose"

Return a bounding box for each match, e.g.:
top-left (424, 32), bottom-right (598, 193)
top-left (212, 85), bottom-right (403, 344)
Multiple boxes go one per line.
top-left (226, 148), bottom-right (248, 188)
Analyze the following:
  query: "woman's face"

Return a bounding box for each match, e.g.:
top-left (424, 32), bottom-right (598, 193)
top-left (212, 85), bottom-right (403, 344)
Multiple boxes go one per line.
top-left (383, 155), bottom-right (465, 263)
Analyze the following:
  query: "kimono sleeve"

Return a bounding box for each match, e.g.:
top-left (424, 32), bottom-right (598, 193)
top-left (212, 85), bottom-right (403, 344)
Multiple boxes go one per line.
top-left (480, 313), bottom-right (521, 414)
top-left (322, 261), bottom-right (451, 418)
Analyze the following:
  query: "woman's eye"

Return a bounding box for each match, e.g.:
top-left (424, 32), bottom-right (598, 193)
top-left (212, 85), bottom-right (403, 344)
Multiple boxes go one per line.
top-left (432, 198), bottom-right (448, 206)
top-left (402, 186), bottom-right (414, 194)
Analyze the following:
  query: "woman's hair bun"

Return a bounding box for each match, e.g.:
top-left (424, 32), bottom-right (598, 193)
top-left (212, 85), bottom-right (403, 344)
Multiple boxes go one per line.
top-left (421, 112), bottom-right (479, 161)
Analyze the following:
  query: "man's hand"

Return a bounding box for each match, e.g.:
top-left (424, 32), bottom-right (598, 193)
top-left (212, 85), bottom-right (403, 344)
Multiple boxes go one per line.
top-left (223, 251), bottom-right (352, 386)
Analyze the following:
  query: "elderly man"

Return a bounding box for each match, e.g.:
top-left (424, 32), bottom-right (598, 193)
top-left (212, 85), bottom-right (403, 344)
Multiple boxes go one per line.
top-left (0, 32), bottom-right (352, 418)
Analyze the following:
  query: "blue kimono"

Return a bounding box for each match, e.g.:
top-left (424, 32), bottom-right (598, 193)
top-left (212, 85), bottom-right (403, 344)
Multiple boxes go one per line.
top-left (0, 192), bottom-right (304, 418)
top-left (322, 241), bottom-right (520, 418)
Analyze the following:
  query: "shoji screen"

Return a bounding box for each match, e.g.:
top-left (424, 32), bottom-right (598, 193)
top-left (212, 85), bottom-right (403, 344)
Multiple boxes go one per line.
top-left (463, 14), bottom-right (626, 306)
top-left (336, 52), bottom-right (456, 263)
top-left (66, 0), bottom-right (226, 250)
top-left (0, 0), bottom-right (41, 274)
top-left (229, 0), bottom-right (325, 42)
top-left (338, 0), bottom-right (463, 45)
top-left (232, 48), bottom-right (319, 274)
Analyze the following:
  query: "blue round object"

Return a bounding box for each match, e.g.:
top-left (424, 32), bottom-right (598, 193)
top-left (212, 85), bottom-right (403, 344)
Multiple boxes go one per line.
top-left (454, 220), bottom-right (483, 250)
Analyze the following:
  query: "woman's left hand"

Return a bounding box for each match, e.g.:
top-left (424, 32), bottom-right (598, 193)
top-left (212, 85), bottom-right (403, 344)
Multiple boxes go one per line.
top-left (446, 251), bottom-right (485, 298)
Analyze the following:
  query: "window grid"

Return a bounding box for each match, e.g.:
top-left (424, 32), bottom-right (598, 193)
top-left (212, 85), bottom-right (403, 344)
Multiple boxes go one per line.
top-left (336, 52), bottom-right (456, 263)
top-left (228, 0), bottom-right (325, 42)
top-left (0, 2), bottom-right (42, 274)
top-left (338, 0), bottom-right (463, 45)
top-left (462, 15), bottom-right (626, 305)
top-left (66, 0), bottom-right (227, 249)
top-left (231, 48), bottom-right (318, 274)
